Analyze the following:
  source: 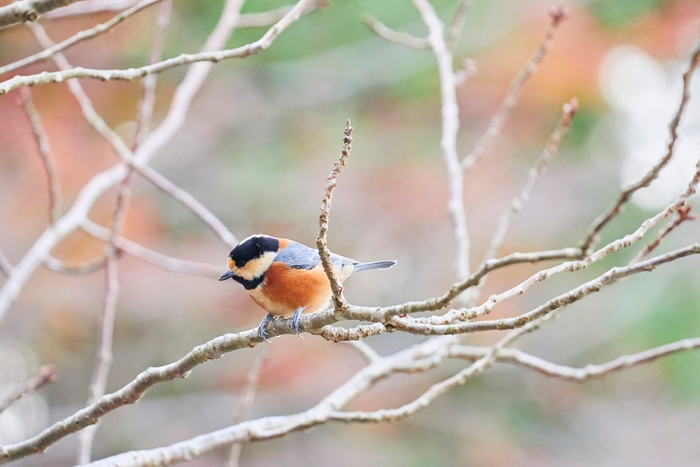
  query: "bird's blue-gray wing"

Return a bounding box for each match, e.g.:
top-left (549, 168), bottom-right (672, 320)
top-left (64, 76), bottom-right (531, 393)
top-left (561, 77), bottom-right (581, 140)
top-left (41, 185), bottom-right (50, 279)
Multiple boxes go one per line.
top-left (273, 241), bottom-right (356, 270)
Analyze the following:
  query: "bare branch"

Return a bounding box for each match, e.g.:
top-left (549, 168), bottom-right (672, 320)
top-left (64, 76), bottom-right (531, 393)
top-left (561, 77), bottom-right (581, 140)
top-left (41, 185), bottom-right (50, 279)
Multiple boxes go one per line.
top-left (392, 244), bottom-right (700, 336)
top-left (0, 365), bottom-right (57, 415)
top-left (630, 206), bottom-right (695, 264)
top-left (81, 220), bottom-right (221, 277)
top-left (0, 0), bottom-right (164, 76)
top-left (316, 120), bottom-right (352, 314)
top-left (43, 255), bottom-right (108, 275)
top-left (0, 249), bottom-right (13, 276)
top-left (344, 340), bottom-right (381, 364)
top-left (445, 0), bottom-right (470, 51)
top-left (0, 0), bottom-right (314, 95)
top-left (449, 339), bottom-right (700, 381)
top-left (133, 0), bottom-right (171, 147)
top-left (0, 0), bottom-right (84, 29)
top-left (17, 87), bottom-right (62, 224)
top-left (461, 6), bottom-right (568, 171)
top-left (76, 251), bottom-right (119, 464)
top-left (471, 98), bottom-right (578, 304)
top-left (135, 165), bottom-right (238, 247)
top-left (414, 0), bottom-right (470, 281)
top-left (360, 14), bottom-right (429, 50)
top-left (579, 37), bottom-right (700, 254)
top-left (228, 347), bottom-right (268, 467)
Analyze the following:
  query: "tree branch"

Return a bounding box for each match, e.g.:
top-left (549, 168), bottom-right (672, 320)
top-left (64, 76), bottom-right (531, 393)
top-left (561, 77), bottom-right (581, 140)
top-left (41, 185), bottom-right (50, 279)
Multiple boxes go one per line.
top-left (578, 36), bottom-right (700, 254)
top-left (0, 0), bottom-right (84, 29)
top-left (0, 0), bottom-right (314, 95)
top-left (0, 0), bottom-right (164, 76)
top-left (461, 6), bottom-right (568, 171)
top-left (316, 120), bottom-right (352, 314)
top-left (17, 87), bottom-right (62, 224)
top-left (360, 14), bottom-right (429, 50)
top-left (0, 365), bottom-right (57, 415)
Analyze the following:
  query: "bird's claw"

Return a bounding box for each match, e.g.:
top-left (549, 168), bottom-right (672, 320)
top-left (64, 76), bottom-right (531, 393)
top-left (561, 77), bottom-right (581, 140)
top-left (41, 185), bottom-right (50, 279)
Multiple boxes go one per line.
top-left (257, 314), bottom-right (274, 343)
top-left (291, 307), bottom-right (305, 338)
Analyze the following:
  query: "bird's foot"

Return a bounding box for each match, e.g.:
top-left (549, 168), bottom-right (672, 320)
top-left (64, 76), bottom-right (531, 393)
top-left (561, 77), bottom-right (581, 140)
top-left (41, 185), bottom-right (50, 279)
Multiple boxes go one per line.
top-left (257, 314), bottom-right (274, 342)
top-left (291, 307), bottom-right (306, 338)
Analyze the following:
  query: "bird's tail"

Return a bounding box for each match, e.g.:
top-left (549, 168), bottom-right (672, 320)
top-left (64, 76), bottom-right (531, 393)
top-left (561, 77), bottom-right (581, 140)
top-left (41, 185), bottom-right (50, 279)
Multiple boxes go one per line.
top-left (353, 260), bottom-right (397, 273)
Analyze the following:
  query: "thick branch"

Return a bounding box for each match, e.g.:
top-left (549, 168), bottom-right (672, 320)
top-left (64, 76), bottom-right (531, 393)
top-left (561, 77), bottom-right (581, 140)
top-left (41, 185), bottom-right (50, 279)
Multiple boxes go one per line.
top-left (0, 0), bottom-right (84, 29)
top-left (414, 0), bottom-right (470, 281)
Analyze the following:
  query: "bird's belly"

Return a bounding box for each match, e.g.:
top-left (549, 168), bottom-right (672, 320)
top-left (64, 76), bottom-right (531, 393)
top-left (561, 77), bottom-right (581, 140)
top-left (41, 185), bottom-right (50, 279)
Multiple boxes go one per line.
top-left (247, 263), bottom-right (334, 317)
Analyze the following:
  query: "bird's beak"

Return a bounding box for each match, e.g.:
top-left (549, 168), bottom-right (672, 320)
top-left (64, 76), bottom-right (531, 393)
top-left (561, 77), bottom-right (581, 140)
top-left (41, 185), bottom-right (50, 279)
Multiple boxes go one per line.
top-left (218, 270), bottom-right (235, 281)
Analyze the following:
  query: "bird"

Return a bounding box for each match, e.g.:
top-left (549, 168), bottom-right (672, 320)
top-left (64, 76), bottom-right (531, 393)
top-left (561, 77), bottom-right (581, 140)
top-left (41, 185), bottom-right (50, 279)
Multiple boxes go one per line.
top-left (218, 234), bottom-right (396, 340)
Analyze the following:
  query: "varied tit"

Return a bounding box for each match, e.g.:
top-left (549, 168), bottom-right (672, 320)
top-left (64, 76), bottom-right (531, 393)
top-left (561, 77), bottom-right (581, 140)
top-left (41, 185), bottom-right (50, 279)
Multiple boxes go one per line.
top-left (218, 234), bottom-right (396, 340)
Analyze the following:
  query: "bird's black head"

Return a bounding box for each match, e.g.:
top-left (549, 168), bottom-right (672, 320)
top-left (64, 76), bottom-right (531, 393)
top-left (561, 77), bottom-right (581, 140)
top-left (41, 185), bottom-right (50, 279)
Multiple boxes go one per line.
top-left (229, 235), bottom-right (280, 268)
top-left (219, 235), bottom-right (280, 287)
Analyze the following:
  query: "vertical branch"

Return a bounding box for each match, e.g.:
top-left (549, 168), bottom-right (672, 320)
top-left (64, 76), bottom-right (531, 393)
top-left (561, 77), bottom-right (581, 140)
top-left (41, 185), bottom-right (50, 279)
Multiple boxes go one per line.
top-left (461, 7), bottom-right (568, 171)
top-left (317, 120), bottom-right (353, 313)
top-left (227, 347), bottom-right (268, 467)
top-left (414, 0), bottom-right (470, 281)
top-left (445, 0), bottom-right (470, 51)
top-left (76, 5), bottom-right (171, 463)
top-left (17, 87), bottom-right (62, 224)
top-left (133, 0), bottom-right (172, 148)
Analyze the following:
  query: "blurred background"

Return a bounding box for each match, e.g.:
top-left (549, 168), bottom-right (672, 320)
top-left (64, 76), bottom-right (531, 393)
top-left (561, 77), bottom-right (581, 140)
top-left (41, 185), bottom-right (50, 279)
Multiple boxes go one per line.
top-left (1, 0), bottom-right (700, 465)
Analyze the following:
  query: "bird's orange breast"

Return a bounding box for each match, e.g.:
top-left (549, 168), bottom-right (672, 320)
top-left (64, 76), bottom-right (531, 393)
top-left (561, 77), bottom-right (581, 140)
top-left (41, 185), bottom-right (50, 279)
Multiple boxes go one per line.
top-left (247, 262), bottom-right (332, 317)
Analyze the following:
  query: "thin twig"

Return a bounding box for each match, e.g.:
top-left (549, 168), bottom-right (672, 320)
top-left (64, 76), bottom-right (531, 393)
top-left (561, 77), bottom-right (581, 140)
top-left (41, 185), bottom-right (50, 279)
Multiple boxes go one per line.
top-left (461, 6), bottom-right (568, 171)
top-left (629, 206), bottom-right (695, 264)
top-left (0, 0), bottom-right (84, 29)
top-left (344, 340), bottom-right (381, 364)
top-left (445, 0), bottom-right (470, 51)
top-left (414, 0), bottom-right (470, 281)
top-left (17, 87), bottom-right (62, 224)
top-left (360, 14), bottom-right (429, 50)
top-left (76, 251), bottom-right (119, 464)
top-left (0, 0), bottom-right (165, 76)
top-left (449, 339), bottom-right (700, 381)
top-left (135, 165), bottom-right (238, 247)
top-left (0, 248), bottom-right (14, 276)
top-left (43, 255), bottom-right (108, 275)
top-left (0, 0), bottom-right (315, 95)
top-left (471, 98), bottom-right (577, 304)
top-left (81, 220), bottom-right (221, 277)
top-left (228, 347), bottom-right (268, 467)
top-left (133, 0), bottom-right (171, 147)
top-left (0, 365), bottom-right (57, 415)
top-left (579, 37), bottom-right (700, 254)
top-left (316, 120), bottom-right (353, 314)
